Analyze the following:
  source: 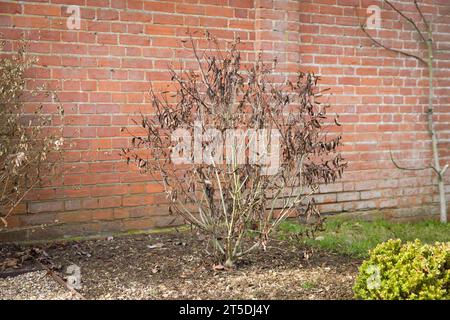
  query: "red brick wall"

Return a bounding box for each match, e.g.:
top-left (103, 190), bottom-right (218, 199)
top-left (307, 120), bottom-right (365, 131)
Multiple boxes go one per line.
top-left (0, 0), bottom-right (449, 241)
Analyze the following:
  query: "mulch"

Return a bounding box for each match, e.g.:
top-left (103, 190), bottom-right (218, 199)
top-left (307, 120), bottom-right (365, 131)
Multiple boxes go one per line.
top-left (0, 231), bottom-right (361, 300)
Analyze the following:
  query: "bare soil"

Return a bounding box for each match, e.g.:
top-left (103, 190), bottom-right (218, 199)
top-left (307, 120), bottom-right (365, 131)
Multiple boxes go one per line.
top-left (0, 231), bottom-right (360, 300)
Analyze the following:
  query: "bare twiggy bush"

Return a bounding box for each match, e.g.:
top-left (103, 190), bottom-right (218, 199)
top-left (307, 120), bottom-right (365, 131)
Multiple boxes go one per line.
top-left (123, 34), bottom-right (346, 267)
top-left (0, 42), bottom-right (64, 227)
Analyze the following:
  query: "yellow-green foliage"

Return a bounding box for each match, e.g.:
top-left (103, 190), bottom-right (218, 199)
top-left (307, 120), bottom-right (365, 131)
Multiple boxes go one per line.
top-left (353, 239), bottom-right (450, 300)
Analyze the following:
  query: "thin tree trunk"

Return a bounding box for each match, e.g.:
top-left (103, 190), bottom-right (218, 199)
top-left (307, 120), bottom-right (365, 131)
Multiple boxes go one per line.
top-left (426, 37), bottom-right (447, 223)
top-left (360, 0), bottom-right (448, 223)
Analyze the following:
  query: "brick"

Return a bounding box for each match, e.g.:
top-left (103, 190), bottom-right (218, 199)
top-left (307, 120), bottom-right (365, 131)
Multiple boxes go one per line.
top-left (230, 0), bottom-right (253, 9)
top-left (0, 2), bottom-right (22, 14)
top-left (122, 217), bottom-right (156, 230)
top-left (120, 11), bottom-right (152, 22)
top-left (97, 34), bottom-right (118, 45)
top-left (13, 16), bottom-right (49, 28)
top-left (24, 4), bottom-right (61, 16)
top-left (123, 195), bottom-right (153, 206)
top-left (153, 14), bottom-right (183, 25)
top-left (119, 34), bottom-right (150, 46)
top-left (58, 211), bottom-right (93, 223)
top-left (29, 201), bottom-right (64, 214)
top-left (65, 199), bottom-right (82, 211)
top-left (361, 190), bottom-right (382, 200)
top-left (176, 4), bottom-right (205, 15)
top-left (93, 209), bottom-right (114, 220)
top-left (99, 197), bottom-right (122, 208)
top-left (145, 1), bottom-right (175, 12)
top-left (20, 213), bottom-right (57, 226)
top-left (337, 192), bottom-right (360, 202)
top-left (91, 185), bottom-right (128, 197)
top-left (97, 9), bottom-right (119, 20)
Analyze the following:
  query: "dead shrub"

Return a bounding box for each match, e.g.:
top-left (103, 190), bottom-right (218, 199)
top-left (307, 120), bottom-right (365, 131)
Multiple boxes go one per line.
top-left (0, 42), bottom-right (63, 227)
top-left (123, 34), bottom-right (346, 267)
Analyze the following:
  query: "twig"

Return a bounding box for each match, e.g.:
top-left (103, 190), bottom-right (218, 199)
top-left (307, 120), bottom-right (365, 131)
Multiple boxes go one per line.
top-left (389, 150), bottom-right (438, 174)
top-left (440, 164), bottom-right (449, 176)
top-left (360, 24), bottom-right (427, 65)
top-left (384, 0), bottom-right (427, 43)
top-left (414, 0), bottom-right (430, 32)
top-left (1, 181), bottom-right (39, 227)
top-left (36, 260), bottom-right (86, 300)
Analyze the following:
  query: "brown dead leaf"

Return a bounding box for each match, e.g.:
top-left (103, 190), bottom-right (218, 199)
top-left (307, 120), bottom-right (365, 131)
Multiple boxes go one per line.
top-left (213, 264), bottom-right (225, 271)
top-left (3, 258), bottom-right (19, 269)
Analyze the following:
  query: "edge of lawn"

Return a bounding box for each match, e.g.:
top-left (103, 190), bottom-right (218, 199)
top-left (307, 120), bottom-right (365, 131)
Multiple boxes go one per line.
top-left (278, 215), bottom-right (450, 259)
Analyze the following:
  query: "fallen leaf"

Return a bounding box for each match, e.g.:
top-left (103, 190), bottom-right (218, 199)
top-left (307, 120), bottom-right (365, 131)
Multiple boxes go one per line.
top-left (3, 258), bottom-right (18, 268)
top-left (148, 243), bottom-right (164, 249)
top-left (213, 264), bottom-right (225, 271)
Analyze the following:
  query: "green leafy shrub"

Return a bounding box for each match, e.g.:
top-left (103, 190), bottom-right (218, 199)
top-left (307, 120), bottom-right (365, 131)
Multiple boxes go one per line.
top-left (353, 239), bottom-right (450, 300)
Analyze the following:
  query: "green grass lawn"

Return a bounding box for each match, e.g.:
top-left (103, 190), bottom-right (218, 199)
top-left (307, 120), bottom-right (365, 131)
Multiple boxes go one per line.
top-left (278, 216), bottom-right (450, 259)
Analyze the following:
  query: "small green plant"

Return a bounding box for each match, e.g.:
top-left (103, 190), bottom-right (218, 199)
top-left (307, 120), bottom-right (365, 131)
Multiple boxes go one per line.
top-left (300, 281), bottom-right (316, 290)
top-left (353, 239), bottom-right (450, 300)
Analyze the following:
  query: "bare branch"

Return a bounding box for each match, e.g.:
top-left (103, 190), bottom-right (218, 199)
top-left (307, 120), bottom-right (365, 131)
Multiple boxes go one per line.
top-left (360, 24), bottom-right (427, 66)
top-left (414, 0), bottom-right (430, 33)
top-left (389, 150), bottom-right (438, 174)
top-left (440, 164), bottom-right (448, 177)
top-left (384, 0), bottom-right (428, 43)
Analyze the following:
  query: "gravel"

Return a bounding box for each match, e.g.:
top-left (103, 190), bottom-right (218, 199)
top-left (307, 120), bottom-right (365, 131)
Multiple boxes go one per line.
top-left (0, 270), bottom-right (76, 300)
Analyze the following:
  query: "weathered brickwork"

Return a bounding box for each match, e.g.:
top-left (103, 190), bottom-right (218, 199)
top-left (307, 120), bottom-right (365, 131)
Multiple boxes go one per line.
top-left (0, 0), bottom-right (448, 241)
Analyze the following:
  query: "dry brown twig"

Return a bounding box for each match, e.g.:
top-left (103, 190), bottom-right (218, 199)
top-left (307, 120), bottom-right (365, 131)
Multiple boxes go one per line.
top-left (0, 41), bottom-right (64, 227)
top-left (36, 260), bottom-right (86, 300)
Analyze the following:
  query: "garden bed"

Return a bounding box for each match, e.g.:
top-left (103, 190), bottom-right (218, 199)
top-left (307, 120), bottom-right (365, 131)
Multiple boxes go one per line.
top-left (0, 230), bottom-right (358, 300)
top-left (2, 217), bottom-right (448, 300)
